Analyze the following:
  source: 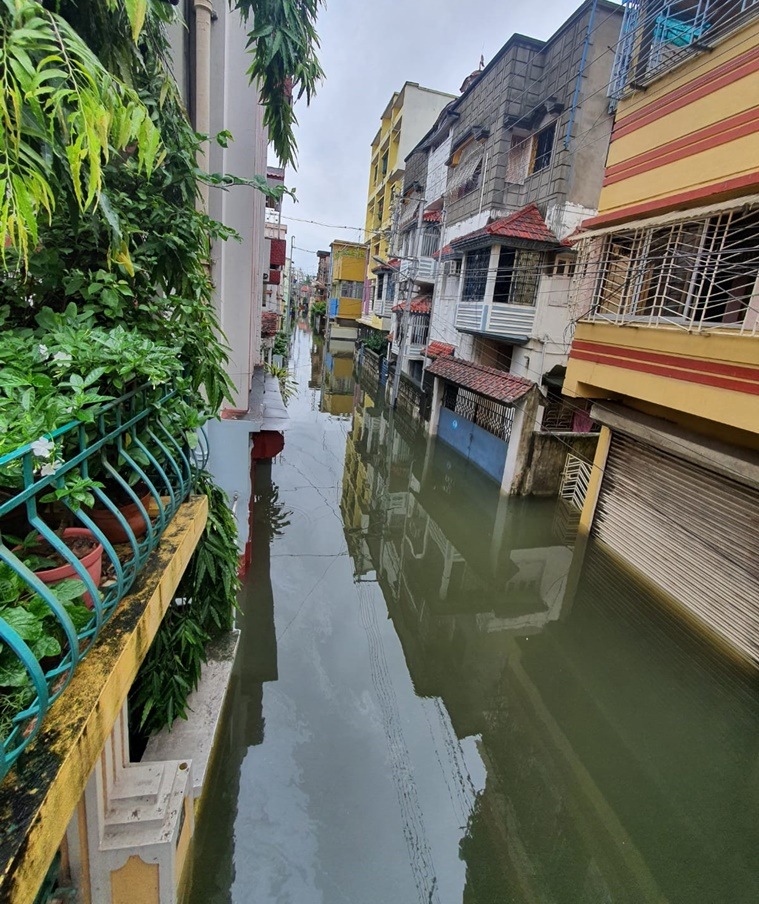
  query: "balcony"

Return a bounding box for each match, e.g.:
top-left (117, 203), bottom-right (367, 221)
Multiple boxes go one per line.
top-left (399, 257), bottom-right (437, 285)
top-left (329, 297), bottom-right (363, 320)
top-left (0, 385), bottom-right (201, 780)
top-left (456, 301), bottom-right (537, 342)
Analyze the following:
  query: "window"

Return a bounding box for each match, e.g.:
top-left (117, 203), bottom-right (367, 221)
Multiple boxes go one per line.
top-left (462, 248), bottom-right (491, 302)
top-left (420, 226), bottom-right (440, 258)
top-left (530, 122), bottom-right (556, 175)
top-left (447, 140), bottom-right (484, 202)
top-left (492, 247), bottom-right (542, 306)
top-left (381, 151), bottom-right (389, 176)
top-left (553, 255), bottom-right (576, 277)
top-left (506, 133), bottom-right (531, 185)
top-left (588, 205), bottom-right (759, 327)
top-left (341, 280), bottom-right (364, 299)
top-left (377, 197), bottom-right (384, 224)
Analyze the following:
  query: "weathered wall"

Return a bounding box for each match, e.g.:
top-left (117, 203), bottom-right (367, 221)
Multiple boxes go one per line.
top-left (518, 432), bottom-right (600, 496)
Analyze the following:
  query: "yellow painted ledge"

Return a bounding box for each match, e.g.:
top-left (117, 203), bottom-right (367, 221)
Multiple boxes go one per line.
top-left (0, 496), bottom-right (208, 904)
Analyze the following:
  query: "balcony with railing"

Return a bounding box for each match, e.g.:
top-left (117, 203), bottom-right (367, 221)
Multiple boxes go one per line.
top-left (0, 385), bottom-right (204, 780)
top-left (609, 0), bottom-right (759, 101)
top-left (391, 312), bottom-right (431, 359)
top-left (455, 247), bottom-right (542, 342)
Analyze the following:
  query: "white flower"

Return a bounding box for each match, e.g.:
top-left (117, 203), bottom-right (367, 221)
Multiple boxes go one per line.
top-left (39, 460), bottom-right (63, 477)
top-left (52, 351), bottom-right (72, 365)
top-left (31, 437), bottom-right (55, 459)
top-left (37, 344), bottom-right (49, 359)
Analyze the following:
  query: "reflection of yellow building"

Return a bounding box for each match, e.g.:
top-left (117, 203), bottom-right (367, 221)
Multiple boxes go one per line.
top-left (563, 2), bottom-right (759, 666)
top-left (363, 82), bottom-right (455, 278)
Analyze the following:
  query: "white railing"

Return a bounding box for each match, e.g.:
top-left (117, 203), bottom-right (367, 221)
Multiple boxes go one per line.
top-left (559, 454), bottom-right (593, 511)
top-left (574, 206), bottom-right (759, 336)
top-left (399, 257), bottom-right (437, 283)
top-left (455, 301), bottom-right (536, 340)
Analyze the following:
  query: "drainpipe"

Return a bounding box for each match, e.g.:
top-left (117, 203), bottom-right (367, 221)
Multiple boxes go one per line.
top-left (194, 0), bottom-right (215, 209)
top-left (565, 0), bottom-right (598, 150)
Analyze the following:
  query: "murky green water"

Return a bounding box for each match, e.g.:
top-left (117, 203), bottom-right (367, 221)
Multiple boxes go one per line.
top-left (183, 327), bottom-right (759, 903)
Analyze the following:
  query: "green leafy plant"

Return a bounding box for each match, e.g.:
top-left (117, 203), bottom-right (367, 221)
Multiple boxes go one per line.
top-left (236, 0), bottom-right (325, 166)
top-left (0, 563), bottom-right (90, 739)
top-left (128, 472), bottom-right (240, 736)
top-left (265, 361), bottom-right (298, 405)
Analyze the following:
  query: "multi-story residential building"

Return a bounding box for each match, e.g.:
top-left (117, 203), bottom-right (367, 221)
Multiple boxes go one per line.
top-left (328, 239), bottom-right (368, 340)
top-left (399, 0), bottom-right (624, 494)
top-left (360, 82), bottom-right (456, 333)
top-left (563, 0), bottom-right (759, 667)
top-left (0, 4), bottom-right (288, 902)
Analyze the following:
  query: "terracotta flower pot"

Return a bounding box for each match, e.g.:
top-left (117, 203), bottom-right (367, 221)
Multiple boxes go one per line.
top-left (33, 528), bottom-right (103, 607)
top-left (85, 492), bottom-right (152, 544)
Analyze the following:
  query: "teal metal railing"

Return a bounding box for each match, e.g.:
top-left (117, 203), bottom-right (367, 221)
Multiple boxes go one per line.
top-left (0, 384), bottom-right (195, 779)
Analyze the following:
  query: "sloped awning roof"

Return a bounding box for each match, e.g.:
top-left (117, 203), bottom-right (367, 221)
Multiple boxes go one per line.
top-left (424, 341), bottom-right (455, 359)
top-left (391, 296), bottom-right (431, 314)
top-left (427, 356), bottom-right (534, 404)
top-left (451, 203), bottom-right (560, 251)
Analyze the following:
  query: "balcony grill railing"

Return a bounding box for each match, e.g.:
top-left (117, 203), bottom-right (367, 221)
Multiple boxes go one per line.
top-left (574, 205), bottom-right (759, 333)
top-left (609, 0), bottom-right (759, 101)
top-left (0, 384), bottom-right (195, 778)
top-left (443, 384), bottom-right (515, 442)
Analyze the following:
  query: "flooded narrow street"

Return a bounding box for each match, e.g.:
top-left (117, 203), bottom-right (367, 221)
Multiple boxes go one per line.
top-left (184, 326), bottom-right (759, 904)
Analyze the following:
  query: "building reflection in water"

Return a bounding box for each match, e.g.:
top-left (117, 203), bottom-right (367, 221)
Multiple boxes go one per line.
top-left (341, 358), bottom-right (759, 904)
top-left (320, 332), bottom-right (356, 416)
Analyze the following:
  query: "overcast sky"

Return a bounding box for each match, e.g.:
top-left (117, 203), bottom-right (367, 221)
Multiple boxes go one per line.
top-left (277, 0), bottom-right (584, 274)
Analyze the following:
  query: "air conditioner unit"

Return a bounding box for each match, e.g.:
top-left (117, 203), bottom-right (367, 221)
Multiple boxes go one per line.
top-left (443, 259), bottom-right (461, 277)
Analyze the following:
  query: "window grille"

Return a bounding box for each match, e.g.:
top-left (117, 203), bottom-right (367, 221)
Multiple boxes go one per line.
top-left (462, 247), bottom-right (491, 302)
top-left (609, 0), bottom-right (759, 97)
top-left (420, 227), bottom-right (440, 258)
top-left (443, 384), bottom-right (515, 441)
top-left (341, 280), bottom-right (364, 299)
top-left (493, 248), bottom-right (543, 306)
top-left (530, 122), bottom-right (556, 175)
top-left (583, 205), bottom-right (759, 331)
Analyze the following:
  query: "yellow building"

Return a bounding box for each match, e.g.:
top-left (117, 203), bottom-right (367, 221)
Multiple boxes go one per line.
top-left (563, 0), bottom-right (759, 666)
top-left (328, 240), bottom-right (368, 323)
top-left (363, 82), bottom-right (455, 290)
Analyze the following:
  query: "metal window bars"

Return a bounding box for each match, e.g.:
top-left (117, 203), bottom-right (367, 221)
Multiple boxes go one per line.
top-left (575, 205), bottom-right (759, 333)
top-left (0, 384), bottom-right (195, 779)
top-left (443, 384), bottom-right (516, 442)
top-left (609, 0), bottom-right (759, 100)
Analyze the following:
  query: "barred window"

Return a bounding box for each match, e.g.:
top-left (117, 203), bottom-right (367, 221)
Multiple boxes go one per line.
top-left (590, 205), bottom-right (759, 328)
top-left (340, 280), bottom-right (364, 299)
top-left (462, 247), bottom-right (491, 302)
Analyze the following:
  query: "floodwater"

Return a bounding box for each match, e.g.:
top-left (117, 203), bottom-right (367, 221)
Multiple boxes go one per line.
top-left (183, 326), bottom-right (759, 904)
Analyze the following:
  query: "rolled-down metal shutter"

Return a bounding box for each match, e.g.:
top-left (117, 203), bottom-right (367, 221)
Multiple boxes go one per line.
top-left (593, 433), bottom-right (759, 663)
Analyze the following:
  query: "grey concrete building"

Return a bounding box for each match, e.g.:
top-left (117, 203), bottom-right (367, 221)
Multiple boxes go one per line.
top-left (392, 0), bottom-right (623, 494)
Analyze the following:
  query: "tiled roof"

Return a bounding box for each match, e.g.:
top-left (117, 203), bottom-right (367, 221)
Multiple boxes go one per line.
top-left (433, 244), bottom-right (459, 260)
top-left (424, 341), bottom-right (455, 359)
top-left (451, 203), bottom-right (559, 249)
top-left (391, 296), bottom-right (432, 314)
top-left (261, 311), bottom-right (279, 338)
top-left (426, 356), bottom-right (534, 404)
top-left (423, 209), bottom-right (442, 223)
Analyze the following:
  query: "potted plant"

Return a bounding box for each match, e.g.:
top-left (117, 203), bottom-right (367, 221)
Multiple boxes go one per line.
top-left (0, 562), bottom-right (91, 740)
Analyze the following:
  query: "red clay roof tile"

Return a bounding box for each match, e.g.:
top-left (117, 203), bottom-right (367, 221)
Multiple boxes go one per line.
top-left (424, 341), bottom-right (455, 359)
top-left (451, 203), bottom-right (559, 249)
top-left (426, 356), bottom-right (534, 404)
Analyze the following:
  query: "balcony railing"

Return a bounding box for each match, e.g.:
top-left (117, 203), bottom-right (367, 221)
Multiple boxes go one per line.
top-left (456, 301), bottom-right (537, 341)
top-left (0, 385), bottom-right (199, 779)
top-left (574, 208), bottom-right (759, 334)
top-left (399, 258), bottom-right (437, 284)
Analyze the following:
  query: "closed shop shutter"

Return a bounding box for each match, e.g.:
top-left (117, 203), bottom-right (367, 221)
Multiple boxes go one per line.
top-left (593, 433), bottom-right (759, 663)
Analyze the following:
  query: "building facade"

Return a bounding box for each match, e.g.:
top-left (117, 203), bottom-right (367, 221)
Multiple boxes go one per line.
top-left (399, 0), bottom-right (624, 494)
top-left (361, 82), bottom-right (456, 332)
top-left (563, 0), bottom-right (759, 666)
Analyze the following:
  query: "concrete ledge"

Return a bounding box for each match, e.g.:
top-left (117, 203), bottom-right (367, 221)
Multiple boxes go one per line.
top-left (0, 496), bottom-right (208, 904)
top-left (143, 630), bottom-right (240, 800)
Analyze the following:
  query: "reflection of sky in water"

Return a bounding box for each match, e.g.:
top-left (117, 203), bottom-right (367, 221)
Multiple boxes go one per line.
top-left (186, 329), bottom-right (759, 904)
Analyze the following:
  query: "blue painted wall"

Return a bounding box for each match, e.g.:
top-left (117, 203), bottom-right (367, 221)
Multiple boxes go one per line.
top-left (437, 407), bottom-right (507, 484)
top-left (328, 298), bottom-right (338, 318)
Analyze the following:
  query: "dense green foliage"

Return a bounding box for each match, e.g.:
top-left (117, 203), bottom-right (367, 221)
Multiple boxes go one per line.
top-left (128, 473), bottom-right (240, 736)
top-left (360, 331), bottom-right (388, 354)
top-left (236, 0), bottom-right (324, 166)
top-left (0, 0), bottom-right (324, 739)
